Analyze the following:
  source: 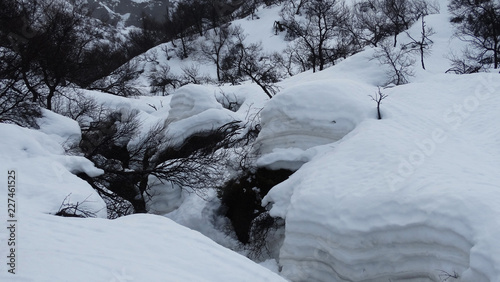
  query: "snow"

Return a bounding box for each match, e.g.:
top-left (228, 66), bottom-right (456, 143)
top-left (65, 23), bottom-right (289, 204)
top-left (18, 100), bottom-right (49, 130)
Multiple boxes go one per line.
top-left (37, 109), bottom-right (82, 146)
top-left (263, 69), bottom-right (500, 281)
top-left (231, 5), bottom-right (288, 53)
top-left (0, 111), bottom-right (286, 282)
top-left (254, 79), bottom-right (374, 169)
top-left (166, 189), bottom-right (242, 251)
top-left (145, 177), bottom-right (184, 214)
top-left (0, 213), bottom-right (286, 282)
top-left (165, 84), bottom-right (241, 147)
top-left (2, 0), bottom-right (500, 281)
top-left (255, 3), bottom-right (500, 281)
top-left (0, 123), bottom-right (106, 217)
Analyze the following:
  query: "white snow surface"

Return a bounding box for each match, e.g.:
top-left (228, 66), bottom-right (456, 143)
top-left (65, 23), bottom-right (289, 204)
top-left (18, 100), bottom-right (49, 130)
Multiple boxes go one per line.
top-left (2, 1), bottom-right (500, 281)
top-left (254, 79), bottom-right (374, 169)
top-left (264, 72), bottom-right (500, 281)
top-left (259, 5), bottom-right (500, 281)
top-left (0, 107), bottom-right (286, 282)
top-left (165, 84), bottom-right (239, 146)
top-left (0, 213), bottom-right (286, 282)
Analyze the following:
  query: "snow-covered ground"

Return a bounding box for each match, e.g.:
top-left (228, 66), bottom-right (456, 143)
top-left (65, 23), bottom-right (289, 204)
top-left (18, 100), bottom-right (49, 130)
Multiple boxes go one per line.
top-left (263, 71), bottom-right (500, 281)
top-left (0, 113), bottom-right (285, 281)
top-left (1, 1), bottom-right (500, 281)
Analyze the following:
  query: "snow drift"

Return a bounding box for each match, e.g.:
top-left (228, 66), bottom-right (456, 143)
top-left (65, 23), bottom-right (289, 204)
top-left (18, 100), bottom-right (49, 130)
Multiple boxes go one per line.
top-left (254, 79), bottom-right (374, 170)
top-left (0, 109), bottom-right (286, 282)
top-left (264, 73), bottom-right (500, 281)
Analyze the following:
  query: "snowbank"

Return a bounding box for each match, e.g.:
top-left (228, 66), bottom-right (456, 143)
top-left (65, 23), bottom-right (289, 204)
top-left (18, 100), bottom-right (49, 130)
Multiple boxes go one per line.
top-left (264, 73), bottom-right (500, 281)
top-left (255, 79), bottom-right (374, 170)
top-left (0, 120), bottom-right (106, 217)
top-left (0, 109), bottom-right (286, 282)
top-left (0, 213), bottom-right (286, 282)
top-left (166, 84), bottom-right (240, 147)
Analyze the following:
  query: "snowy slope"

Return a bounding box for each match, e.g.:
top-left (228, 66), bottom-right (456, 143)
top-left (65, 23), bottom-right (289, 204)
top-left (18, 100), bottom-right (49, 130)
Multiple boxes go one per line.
top-left (2, 0), bottom-right (500, 281)
top-left (259, 9), bottom-right (500, 282)
top-left (0, 107), bottom-right (285, 282)
top-left (125, 4), bottom-right (287, 92)
top-left (0, 213), bottom-right (286, 282)
top-left (264, 72), bottom-right (500, 281)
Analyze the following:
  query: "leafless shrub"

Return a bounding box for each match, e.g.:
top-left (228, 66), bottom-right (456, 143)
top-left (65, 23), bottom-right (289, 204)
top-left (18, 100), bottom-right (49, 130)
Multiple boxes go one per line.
top-left (437, 269), bottom-right (460, 281)
top-left (52, 90), bottom-right (99, 124)
top-left (373, 40), bottom-right (415, 85)
top-left (149, 64), bottom-right (181, 96)
top-left (77, 108), bottom-right (245, 216)
top-left (181, 64), bottom-right (213, 85)
top-left (88, 61), bottom-right (143, 97)
top-left (446, 50), bottom-right (483, 74)
top-left (403, 16), bottom-right (435, 69)
top-left (54, 193), bottom-right (98, 218)
top-left (247, 212), bottom-right (285, 261)
top-left (0, 79), bottom-right (41, 128)
top-left (370, 87), bottom-right (388, 120)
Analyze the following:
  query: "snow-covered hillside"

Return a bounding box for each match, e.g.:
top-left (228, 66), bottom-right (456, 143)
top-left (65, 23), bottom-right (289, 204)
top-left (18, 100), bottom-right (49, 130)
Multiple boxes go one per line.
top-left (88, 0), bottom-right (170, 27)
top-left (1, 0), bottom-right (500, 281)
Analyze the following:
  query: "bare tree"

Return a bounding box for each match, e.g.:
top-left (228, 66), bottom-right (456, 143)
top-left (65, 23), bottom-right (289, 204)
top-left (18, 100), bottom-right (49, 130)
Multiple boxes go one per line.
top-left (281, 0), bottom-right (353, 72)
top-left (0, 76), bottom-right (41, 127)
top-left (237, 44), bottom-right (284, 99)
top-left (373, 40), bottom-right (415, 85)
top-left (200, 24), bottom-right (242, 82)
top-left (351, 0), bottom-right (393, 47)
top-left (77, 106), bottom-right (243, 214)
top-left (181, 64), bottom-right (213, 85)
top-left (404, 15), bottom-right (434, 69)
top-left (445, 50), bottom-right (483, 74)
top-left (88, 61), bottom-right (143, 97)
top-left (148, 64), bottom-right (181, 96)
top-left (0, 0), bottom-right (118, 110)
top-left (449, 0), bottom-right (500, 69)
top-left (370, 87), bottom-right (388, 119)
top-left (383, 0), bottom-right (414, 47)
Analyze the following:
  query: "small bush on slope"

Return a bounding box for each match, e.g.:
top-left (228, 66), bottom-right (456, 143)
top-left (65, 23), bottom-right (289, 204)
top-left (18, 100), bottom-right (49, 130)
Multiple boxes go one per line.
top-left (77, 108), bottom-right (242, 217)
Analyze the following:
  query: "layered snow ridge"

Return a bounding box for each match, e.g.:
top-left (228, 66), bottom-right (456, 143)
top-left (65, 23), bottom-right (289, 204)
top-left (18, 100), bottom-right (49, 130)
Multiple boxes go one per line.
top-left (166, 84), bottom-right (239, 147)
top-left (255, 79), bottom-right (373, 170)
top-left (264, 73), bottom-right (500, 281)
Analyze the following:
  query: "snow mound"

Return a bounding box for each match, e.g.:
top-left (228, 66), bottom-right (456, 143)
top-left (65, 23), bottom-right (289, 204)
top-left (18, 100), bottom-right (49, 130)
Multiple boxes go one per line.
top-left (167, 84), bottom-right (223, 122)
top-left (145, 178), bottom-right (183, 214)
top-left (0, 107), bottom-right (285, 282)
top-left (0, 213), bottom-right (286, 282)
top-left (0, 122), bottom-right (105, 217)
top-left (263, 73), bottom-right (500, 281)
top-left (166, 84), bottom-right (239, 146)
top-left (255, 79), bottom-right (374, 169)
